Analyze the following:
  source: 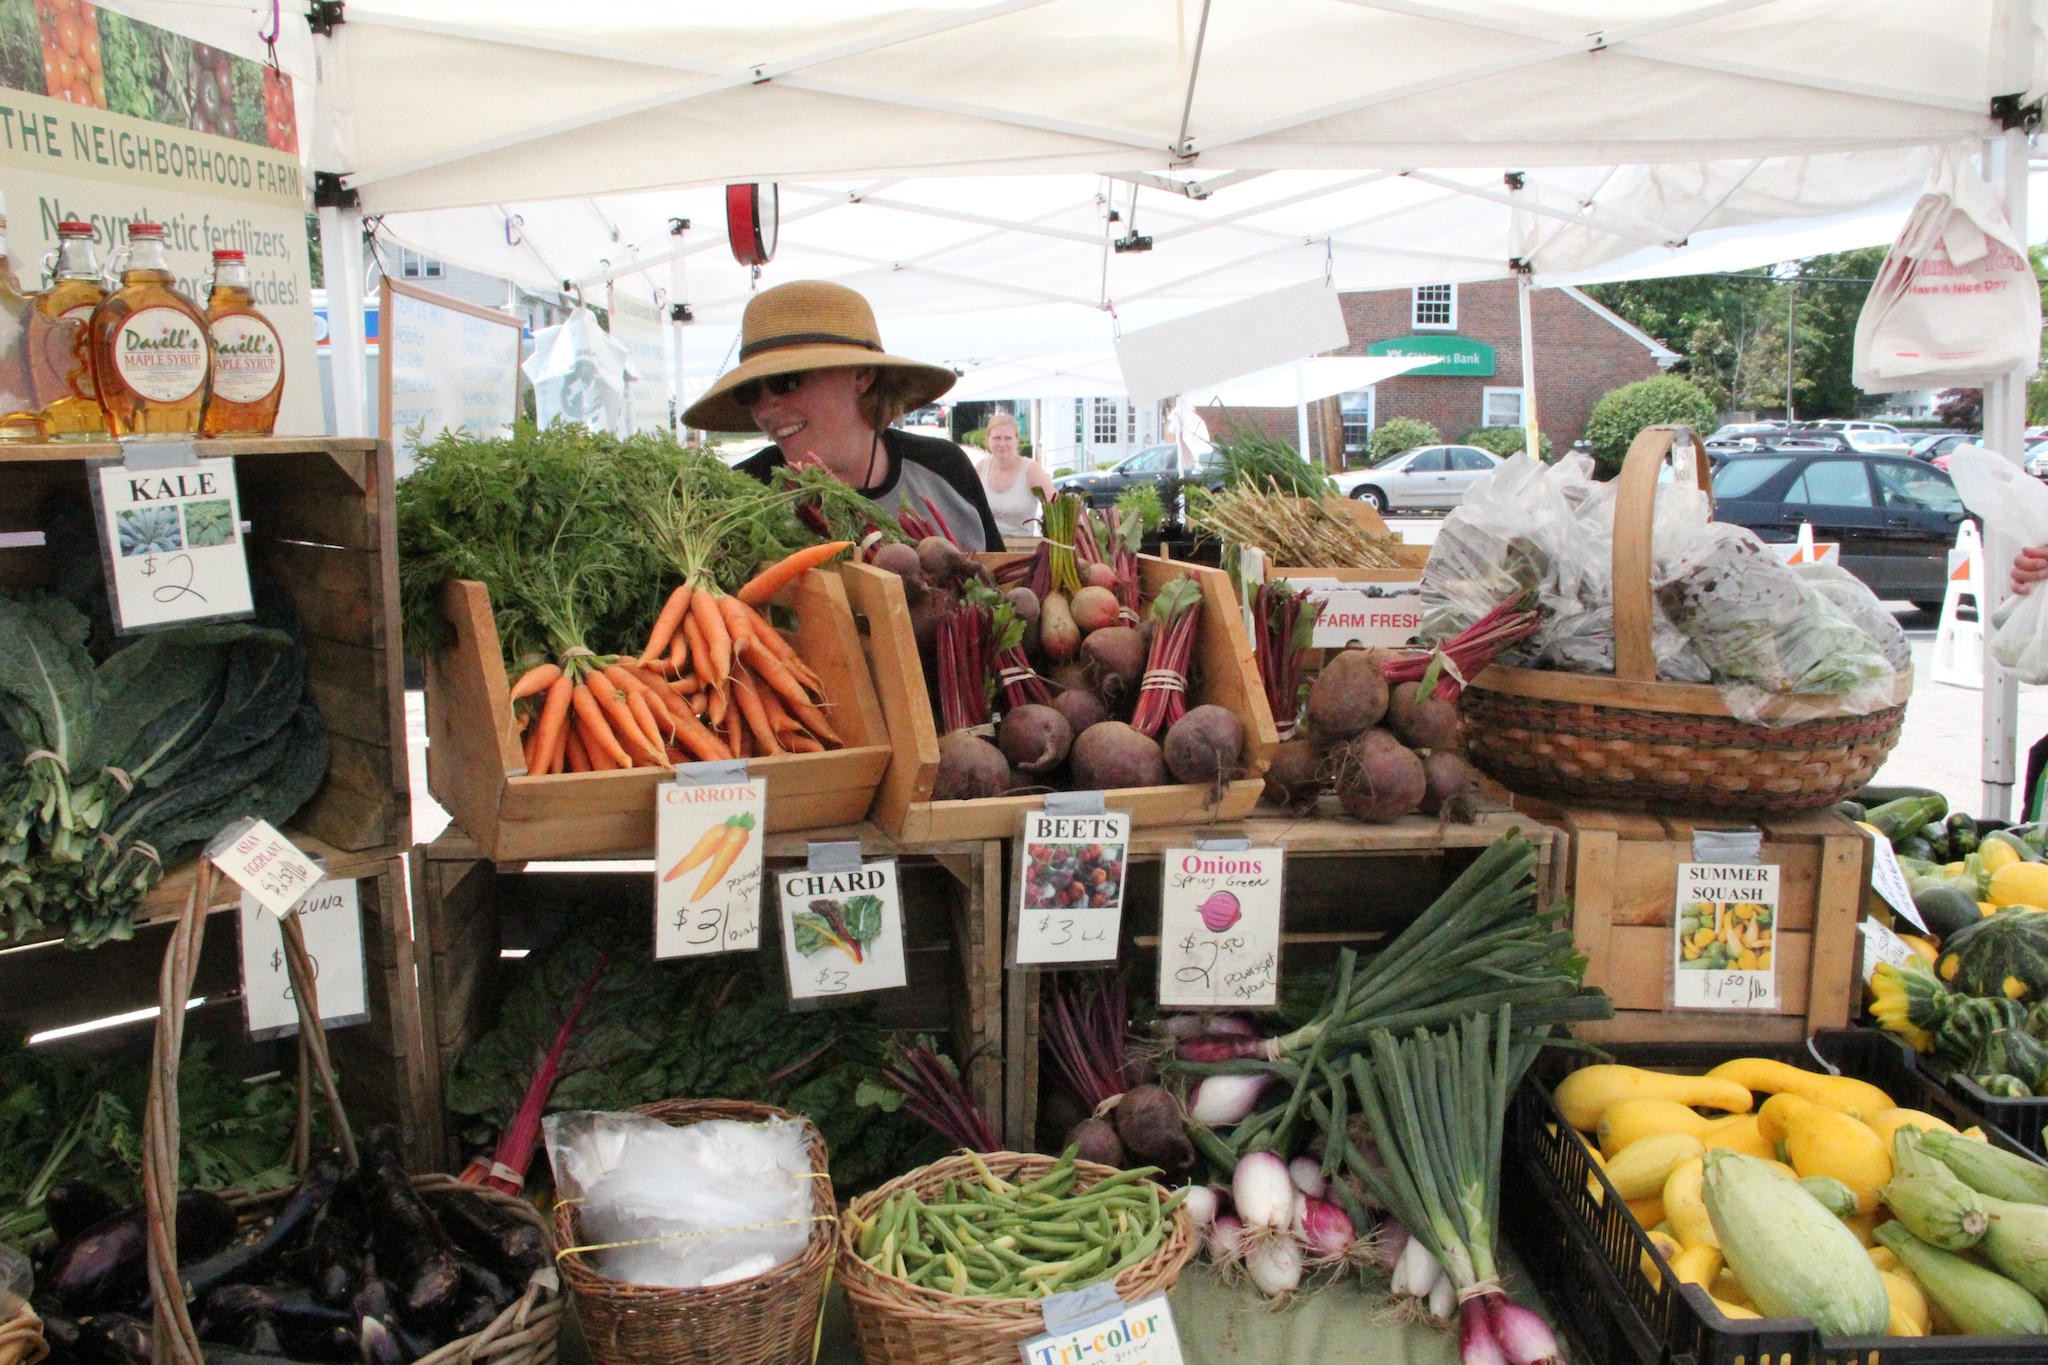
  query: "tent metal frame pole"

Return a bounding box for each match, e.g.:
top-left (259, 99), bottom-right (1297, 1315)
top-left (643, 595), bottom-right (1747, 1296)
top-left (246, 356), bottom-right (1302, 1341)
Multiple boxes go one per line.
top-left (318, 204), bottom-right (369, 438)
top-left (1518, 271), bottom-right (1540, 459)
top-left (1983, 125), bottom-right (2030, 820)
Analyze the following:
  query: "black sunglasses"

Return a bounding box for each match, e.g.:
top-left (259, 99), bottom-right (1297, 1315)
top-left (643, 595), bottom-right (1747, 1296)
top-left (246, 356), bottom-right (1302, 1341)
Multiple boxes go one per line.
top-left (732, 371), bottom-right (807, 407)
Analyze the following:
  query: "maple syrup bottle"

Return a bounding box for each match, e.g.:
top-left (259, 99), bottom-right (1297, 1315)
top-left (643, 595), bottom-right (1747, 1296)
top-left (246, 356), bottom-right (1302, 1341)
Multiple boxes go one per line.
top-left (200, 250), bottom-right (283, 436)
top-left (0, 192), bottom-right (42, 442)
top-left (29, 219), bottom-right (107, 440)
top-left (89, 222), bottom-right (211, 438)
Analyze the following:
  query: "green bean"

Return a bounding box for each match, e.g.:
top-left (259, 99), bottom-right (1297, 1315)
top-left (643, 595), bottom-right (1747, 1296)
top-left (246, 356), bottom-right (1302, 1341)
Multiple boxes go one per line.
top-left (1040, 1244), bottom-right (1109, 1292)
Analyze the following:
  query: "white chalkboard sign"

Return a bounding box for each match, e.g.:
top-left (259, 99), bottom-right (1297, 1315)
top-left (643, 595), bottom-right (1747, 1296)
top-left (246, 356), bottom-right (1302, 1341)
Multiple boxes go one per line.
top-left (379, 277), bottom-right (524, 474)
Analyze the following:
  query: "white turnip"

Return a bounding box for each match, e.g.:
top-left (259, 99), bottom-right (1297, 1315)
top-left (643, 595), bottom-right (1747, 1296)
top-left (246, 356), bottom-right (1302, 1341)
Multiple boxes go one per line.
top-left (1162, 705), bottom-right (1244, 785)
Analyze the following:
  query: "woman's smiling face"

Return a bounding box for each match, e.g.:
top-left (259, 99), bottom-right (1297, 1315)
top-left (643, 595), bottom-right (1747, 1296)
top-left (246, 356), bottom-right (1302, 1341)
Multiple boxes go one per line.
top-left (746, 365), bottom-right (874, 454)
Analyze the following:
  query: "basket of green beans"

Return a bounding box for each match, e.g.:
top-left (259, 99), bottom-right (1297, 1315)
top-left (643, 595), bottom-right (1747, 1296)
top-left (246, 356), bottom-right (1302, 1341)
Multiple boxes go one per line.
top-left (836, 1148), bottom-right (1196, 1365)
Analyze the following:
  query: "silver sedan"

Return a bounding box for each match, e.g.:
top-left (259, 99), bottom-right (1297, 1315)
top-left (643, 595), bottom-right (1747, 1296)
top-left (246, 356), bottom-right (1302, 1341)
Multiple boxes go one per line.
top-left (1332, 444), bottom-right (1503, 512)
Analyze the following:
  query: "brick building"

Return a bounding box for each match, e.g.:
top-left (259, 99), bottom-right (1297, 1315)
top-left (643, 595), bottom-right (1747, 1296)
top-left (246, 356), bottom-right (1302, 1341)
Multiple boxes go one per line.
top-left (1202, 278), bottom-right (1679, 465)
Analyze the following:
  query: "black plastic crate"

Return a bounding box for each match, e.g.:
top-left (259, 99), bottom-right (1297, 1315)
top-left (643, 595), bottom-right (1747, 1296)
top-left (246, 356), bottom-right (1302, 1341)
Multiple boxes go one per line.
top-left (1921, 1058), bottom-right (2048, 1161)
top-left (1505, 1028), bottom-right (2048, 1365)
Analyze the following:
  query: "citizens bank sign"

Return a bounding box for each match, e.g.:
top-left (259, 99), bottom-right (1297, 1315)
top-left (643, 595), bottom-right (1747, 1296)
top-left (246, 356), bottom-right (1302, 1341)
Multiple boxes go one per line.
top-left (1365, 334), bottom-right (1496, 376)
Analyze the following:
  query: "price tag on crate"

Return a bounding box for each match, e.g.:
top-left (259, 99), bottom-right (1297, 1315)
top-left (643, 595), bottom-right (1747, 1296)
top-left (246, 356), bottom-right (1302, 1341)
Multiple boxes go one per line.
top-left (89, 448), bottom-right (255, 634)
top-left (1858, 917), bottom-right (1919, 985)
top-left (208, 818), bottom-right (322, 917)
top-left (238, 876), bottom-right (367, 1039)
top-left (776, 853), bottom-right (907, 999)
top-left (654, 773), bottom-right (765, 958)
top-left (1020, 1291), bottom-right (1184, 1365)
top-left (1864, 832), bottom-right (1929, 933)
top-left (1671, 862), bottom-right (1780, 1011)
top-left (1013, 800), bottom-right (1131, 966)
top-left (1157, 842), bottom-right (1282, 1009)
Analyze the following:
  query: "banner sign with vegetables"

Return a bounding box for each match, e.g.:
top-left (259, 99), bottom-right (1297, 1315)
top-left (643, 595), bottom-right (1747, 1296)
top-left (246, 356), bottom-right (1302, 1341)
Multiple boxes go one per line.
top-left (1672, 862), bottom-right (1779, 1010)
top-left (208, 817), bottom-right (319, 917)
top-left (1020, 1293), bottom-right (1184, 1365)
top-left (655, 777), bottom-right (764, 958)
top-left (0, 0), bottom-right (321, 433)
top-left (1014, 810), bottom-right (1131, 966)
top-left (1157, 846), bottom-right (1282, 1009)
top-left (237, 875), bottom-right (366, 1039)
top-left (91, 454), bottom-right (253, 631)
top-left (777, 858), bottom-right (907, 999)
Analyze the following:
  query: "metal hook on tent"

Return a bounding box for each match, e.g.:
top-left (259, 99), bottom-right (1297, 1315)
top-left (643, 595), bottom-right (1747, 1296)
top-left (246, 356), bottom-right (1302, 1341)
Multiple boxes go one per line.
top-left (258, 0), bottom-right (280, 67)
top-left (1323, 237), bottom-right (1334, 285)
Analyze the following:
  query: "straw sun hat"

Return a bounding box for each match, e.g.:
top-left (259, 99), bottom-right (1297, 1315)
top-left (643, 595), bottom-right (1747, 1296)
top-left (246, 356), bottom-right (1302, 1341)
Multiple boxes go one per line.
top-left (683, 280), bottom-right (958, 433)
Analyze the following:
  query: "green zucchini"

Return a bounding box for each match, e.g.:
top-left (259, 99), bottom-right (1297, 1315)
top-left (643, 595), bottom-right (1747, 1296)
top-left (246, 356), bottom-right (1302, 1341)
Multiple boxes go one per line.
top-left (1922, 1130), bottom-right (2048, 1206)
top-left (1873, 1221), bottom-right (2048, 1335)
top-left (1838, 800), bottom-right (1867, 823)
top-left (1868, 794), bottom-right (1950, 842)
top-left (1980, 1196), bottom-right (2048, 1302)
top-left (1702, 1151), bottom-right (1888, 1337)
top-left (1856, 785), bottom-right (1949, 807)
top-left (1899, 836), bottom-right (1938, 864)
top-left (1986, 828), bottom-right (2040, 864)
top-left (1950, 813), bottom-right (1983, 857)
top-left (1880, 1173), bottom-right (1988, 1250)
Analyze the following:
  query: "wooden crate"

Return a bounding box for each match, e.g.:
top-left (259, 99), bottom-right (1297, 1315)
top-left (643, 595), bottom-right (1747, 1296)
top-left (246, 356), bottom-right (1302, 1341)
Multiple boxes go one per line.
top-left (0, 846), bottom-right (440, 1170)
top-left (0, 437), bottom-right (408, 854)
top-left (840, 554), bottom-right (1279, 843)
top-left (423, 570), bottom-right (894, 860)
top-left (1525, 801), bottom-right (1867, 1046)
top-left (1001, 808), bottom-right (1564, 1149)
top-left (409, 823), bottom-right (1004, 1172)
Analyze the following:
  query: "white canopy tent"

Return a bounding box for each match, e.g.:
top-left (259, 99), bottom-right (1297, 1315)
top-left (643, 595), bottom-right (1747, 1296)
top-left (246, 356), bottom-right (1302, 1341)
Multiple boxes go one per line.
top-left (135, 0), bottom-right (2044, 811)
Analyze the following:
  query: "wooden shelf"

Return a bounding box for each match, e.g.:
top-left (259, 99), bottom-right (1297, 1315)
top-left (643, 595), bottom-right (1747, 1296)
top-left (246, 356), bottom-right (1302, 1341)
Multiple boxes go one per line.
top-left (0, 435), bottom-right (376, 463)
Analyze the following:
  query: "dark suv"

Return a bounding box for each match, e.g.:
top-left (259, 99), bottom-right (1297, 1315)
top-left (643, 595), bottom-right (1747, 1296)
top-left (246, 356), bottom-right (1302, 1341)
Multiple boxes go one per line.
top-left (1052, 443), bottom-right (1225, 507)
top-left (1711, 450), bottom-right (1970, 609)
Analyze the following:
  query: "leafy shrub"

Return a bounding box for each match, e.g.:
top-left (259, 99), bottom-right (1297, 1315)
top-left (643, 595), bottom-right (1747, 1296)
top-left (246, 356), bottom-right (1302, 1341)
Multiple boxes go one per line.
top-left (1116, 484), bottom-right (1164, 532)
top-left (1459, 426), bottom-right (1551, 458)
top-left (1584, 375), bottom-right (1718, 476)
top-left (1368, 417), bottom-right (1440, 464)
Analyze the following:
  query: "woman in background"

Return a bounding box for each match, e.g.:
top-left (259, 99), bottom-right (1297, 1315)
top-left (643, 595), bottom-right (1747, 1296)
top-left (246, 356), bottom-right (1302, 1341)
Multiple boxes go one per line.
top-left (976, 411), bottom-right (1056, 540)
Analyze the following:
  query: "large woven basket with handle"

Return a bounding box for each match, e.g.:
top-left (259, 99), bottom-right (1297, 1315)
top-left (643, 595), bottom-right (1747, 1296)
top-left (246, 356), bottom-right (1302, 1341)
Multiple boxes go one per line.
top-left (1459, 424), bottom-right (1910, 814)
top-left (552, 1098), bottom-right (836, 1365)
top-left (835, 1151), bottom-right (1196, 1365)
top-left (141, 863), bottom-right (564, 1365)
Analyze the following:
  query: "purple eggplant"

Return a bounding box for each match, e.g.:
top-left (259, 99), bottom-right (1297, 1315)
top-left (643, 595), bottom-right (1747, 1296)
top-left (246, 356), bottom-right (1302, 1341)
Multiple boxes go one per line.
top-left (52, 1190), bottom-right (238, 1311)
top-left (45, 1183), bottom-right (121, 1245)
top-left (34, 1302), bottom-right (81, 1365)
top-left (73, 1312), bottom-right (150, 1365)
top-left (358, 1316), bottom-right (408, 1365)
top-left (156, 1158), bottom-right (343, 1307)
top-left (348, 1261), bottom-right (395, 1326)
top-left (287, 1194), bottom-right (362, 1308)
top-left (426, 1191), bottom-right (547, 1283)
top-left (356, 1128), bottom-right (460, 1322)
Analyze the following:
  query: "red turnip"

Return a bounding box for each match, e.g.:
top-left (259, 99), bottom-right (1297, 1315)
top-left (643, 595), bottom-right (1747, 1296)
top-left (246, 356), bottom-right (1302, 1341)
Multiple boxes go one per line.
top-left (933, 731), bottom-right (1011, 800)
top-left (1067, 1116), bottom-right (1126, 1168)
top-left (1041, 593), bottom-right (1081, 662)
top-left (1386, 680), bottom-right (1461, 751)
top-left (1070, 721), bottom-right (1167, 790)
top-left (1418, 750), bottom-right (1476, 815)
top-left (1260, 739), bottom-right (1325, 808)
top-left (1332, 729), bottom-right (1426, 822)
top-left (1081, 626), bottom-right (1146, 701)
top-left (871, 541), bottom-right (921, 578)
top-left (998, 704), bottom-right (1073, 775)
top-left (1050, 687), bottom-right (1109, 735)
top-left (1306, 648), bottom-right (1389, 744)
top-left (1071, 585), bottom-right (1122, 634)
top-left (1162, 705), bottom-right (1245, 785)
top-left (1085, 561), bottom-right (1120, 590)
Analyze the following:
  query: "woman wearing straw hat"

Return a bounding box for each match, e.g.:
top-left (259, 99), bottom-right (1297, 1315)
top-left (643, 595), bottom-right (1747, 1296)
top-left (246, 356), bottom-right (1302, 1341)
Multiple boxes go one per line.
top-left (685, 281), bottom-right (1004, 551)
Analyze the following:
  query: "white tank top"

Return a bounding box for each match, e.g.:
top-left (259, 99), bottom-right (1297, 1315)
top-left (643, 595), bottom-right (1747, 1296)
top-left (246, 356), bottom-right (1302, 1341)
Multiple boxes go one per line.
top-left (981, 460), bottom-right (1044, 538)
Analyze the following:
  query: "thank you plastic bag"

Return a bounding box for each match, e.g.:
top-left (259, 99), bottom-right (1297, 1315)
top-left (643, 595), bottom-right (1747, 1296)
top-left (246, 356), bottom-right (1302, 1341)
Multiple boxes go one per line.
top-left (523, 307), bottom-right (640, 434)
top-left (1853, 146), bottom-right (2040, 393)
top-left (1946, 446), bottom-right (2048, 681)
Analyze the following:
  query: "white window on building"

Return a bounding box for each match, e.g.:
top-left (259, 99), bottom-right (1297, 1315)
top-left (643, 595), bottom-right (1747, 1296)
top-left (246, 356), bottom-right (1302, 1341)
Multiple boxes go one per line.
top-left (399, 248), bottom-right (444, 279)
top-left (1339, 389), bottom-right (1375, 461)
top-left (1126, 402), bottom-right (1137, 443)
top-left (1074, 398), bottom-right (1086, 444)
top-left (1481, 387), bottom-right (1524, 428)
top-left (1092, 397), bottom-right (1120, 445)
top-left (1411, 283), bottom-right (1455, 330)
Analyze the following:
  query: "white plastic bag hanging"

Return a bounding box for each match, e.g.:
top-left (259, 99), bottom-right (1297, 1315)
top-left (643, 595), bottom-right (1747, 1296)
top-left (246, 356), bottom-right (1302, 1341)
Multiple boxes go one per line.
top-left (1853, 146), bottom-right (2041, 393)
top-left (523, 307), bottom-right (640, 434)
top-left (1946, 446), bottom-right (2048, 682)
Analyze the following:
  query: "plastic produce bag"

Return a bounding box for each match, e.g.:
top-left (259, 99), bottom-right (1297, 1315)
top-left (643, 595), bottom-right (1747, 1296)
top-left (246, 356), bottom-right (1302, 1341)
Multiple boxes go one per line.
top-left (1948, 445), bottom-right (2048, 682)
top-left (545, 1111), bottom-right (814, 1289)
top-left (1853, 145), bottom-right (2041, 393)
top-left (1795, 562), bottom-right (1912, 672)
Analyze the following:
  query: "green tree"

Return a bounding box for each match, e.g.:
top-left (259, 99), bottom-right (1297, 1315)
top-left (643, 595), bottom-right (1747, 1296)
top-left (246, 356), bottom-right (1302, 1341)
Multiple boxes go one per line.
top-left (1368, 416), bottom-right (1439, 463)
top-left (1584, 375), bottom-right (1718, 475)
top-left (1459, 425), bottom-right (1551, 458)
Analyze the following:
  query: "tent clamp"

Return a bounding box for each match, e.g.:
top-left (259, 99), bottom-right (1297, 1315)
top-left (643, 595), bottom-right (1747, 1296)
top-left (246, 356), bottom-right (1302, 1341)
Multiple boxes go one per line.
top-left (306, 1), bottom-right (343, 35)
top-left (1503, 171), bottom-right (1525, 191)
top-left (1113, 233), bottom-right (1152, 254)
top-left (312, 171), bottom-right (358, 210)
top-left (1509, 257), bottom-right (1532, 276)
top-left (670, 302), bottom-right (694, 322)
top-left (668, 218), bottom-right (691, 235)
top-left (1991, 93), bottom-right (2042, 132)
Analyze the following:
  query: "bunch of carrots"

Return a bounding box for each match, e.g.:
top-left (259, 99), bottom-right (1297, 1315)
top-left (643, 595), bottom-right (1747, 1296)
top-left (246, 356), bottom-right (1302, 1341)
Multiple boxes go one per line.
top-left (506, 540), bottom-right (855, 776)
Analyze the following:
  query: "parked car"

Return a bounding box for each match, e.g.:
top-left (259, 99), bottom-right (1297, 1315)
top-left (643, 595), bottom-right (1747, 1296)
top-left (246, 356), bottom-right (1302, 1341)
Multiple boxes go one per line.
top-left (1710, 450), bottom-right (1971, 609)
top-left (1808, 419), bottom-right (1904, 437)
top-left (2024, 441), bottom-right (2048, 478)
top-left (1909, 432), bottom-right (1976, 462)
top-left (1051, 442), bottom-right (1224, 507)
top-left (1705, 422), bottom-right (1787, 454)
top-left (1332, 444), bottom-right (1503, 512)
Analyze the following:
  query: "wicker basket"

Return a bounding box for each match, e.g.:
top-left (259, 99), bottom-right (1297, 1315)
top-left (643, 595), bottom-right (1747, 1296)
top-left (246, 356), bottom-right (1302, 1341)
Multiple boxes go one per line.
top-left (553, 1099), bottom-right (836, 1365)
top-left (139, 864), bottom-right (564, 1365)
top-left (836, 1151), bottom-right (1197, 1365)
top-left (0, 1309), bottom-right (46, 1365)
top-left (1460, 424), bottom-right (1910, 814)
